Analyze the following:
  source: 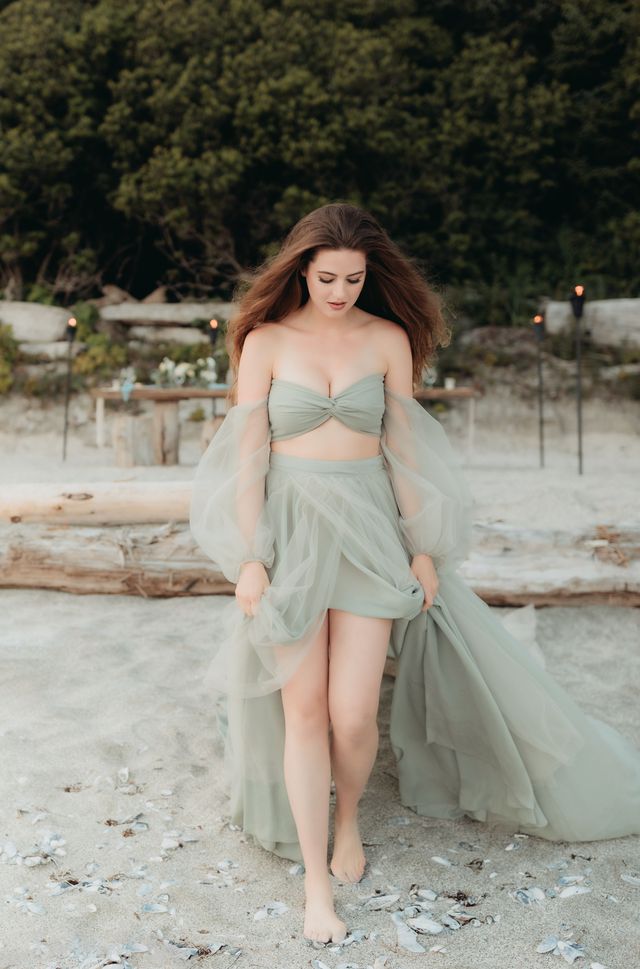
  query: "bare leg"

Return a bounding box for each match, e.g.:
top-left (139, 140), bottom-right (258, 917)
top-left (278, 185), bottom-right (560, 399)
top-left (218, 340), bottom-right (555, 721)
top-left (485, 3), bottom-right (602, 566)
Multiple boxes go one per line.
top-left (327, 609), bottom-right (392, 883)
top-left (280, 613), bottom-right (347, 943)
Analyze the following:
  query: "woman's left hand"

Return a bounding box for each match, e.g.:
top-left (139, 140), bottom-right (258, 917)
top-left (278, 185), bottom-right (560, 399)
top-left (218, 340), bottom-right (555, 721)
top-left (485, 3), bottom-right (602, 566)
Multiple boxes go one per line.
top-left (410, 553), bottom-right (439, 611)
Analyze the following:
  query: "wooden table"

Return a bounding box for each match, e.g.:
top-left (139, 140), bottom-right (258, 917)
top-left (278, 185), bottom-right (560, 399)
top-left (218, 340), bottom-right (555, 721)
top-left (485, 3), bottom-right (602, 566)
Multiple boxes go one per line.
top-left (90, 386), bottom-right (230, 463)
top-left (413, 385), bottom-right (484, 457)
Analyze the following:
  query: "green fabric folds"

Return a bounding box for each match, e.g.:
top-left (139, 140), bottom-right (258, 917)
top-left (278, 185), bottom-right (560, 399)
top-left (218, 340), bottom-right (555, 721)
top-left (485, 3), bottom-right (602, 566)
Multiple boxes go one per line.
top-left (190, 386), bottom-right (640, 859)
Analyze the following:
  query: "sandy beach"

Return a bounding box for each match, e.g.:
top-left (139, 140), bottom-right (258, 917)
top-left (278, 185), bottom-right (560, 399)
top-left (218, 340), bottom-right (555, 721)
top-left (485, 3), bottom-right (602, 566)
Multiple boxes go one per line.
top-left (1, 389), bottom-right (639, 968)
top-left (1, 591), bottom-right (639, 969)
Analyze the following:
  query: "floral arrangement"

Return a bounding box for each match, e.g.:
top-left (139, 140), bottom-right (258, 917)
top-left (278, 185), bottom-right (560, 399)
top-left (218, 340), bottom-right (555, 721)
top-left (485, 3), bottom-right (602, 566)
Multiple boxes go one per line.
top-left (150, 356), bottom-right (219, 388)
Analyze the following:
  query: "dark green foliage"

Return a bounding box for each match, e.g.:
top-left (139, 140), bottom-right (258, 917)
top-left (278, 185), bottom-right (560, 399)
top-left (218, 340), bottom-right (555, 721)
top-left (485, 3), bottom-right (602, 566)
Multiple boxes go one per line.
top-left (72, 333), bottom-right (128, 378)
top-left (71, 301), bottom-right (101, 342)
top-left (17, 369), bottom-right (85, 399)
top-left (0, 0), bottom-right (638, 323)
top-left (0, 322), bottom-right (19, 393)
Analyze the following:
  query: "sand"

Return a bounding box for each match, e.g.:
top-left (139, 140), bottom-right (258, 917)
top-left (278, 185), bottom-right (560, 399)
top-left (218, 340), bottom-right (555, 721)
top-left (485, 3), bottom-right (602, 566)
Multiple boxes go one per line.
top-left (0, 389), bottom-right (639, 968)
top-left (1, 592), bottom-right (639, 969)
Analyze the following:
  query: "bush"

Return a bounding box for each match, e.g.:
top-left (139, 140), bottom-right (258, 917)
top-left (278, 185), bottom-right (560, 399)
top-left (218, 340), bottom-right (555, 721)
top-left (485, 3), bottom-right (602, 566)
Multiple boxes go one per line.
top-left (72, 333), bottom-right (128, 379)
top-left (23, 283), bottom-right (57, 305)
top-left (0, 322), bottom-right (20, 394)
top-left (71, 301), bottom-right (101, 341)
top-left (20, 371), bottom-right (85, 398)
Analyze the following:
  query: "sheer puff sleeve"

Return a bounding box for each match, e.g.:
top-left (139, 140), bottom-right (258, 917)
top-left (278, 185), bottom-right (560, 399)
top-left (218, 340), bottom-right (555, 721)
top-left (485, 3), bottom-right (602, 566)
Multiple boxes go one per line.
top-left (189, 396), bottom-right (275, 584)
top-left (380, 386), bottom-right (474, 572)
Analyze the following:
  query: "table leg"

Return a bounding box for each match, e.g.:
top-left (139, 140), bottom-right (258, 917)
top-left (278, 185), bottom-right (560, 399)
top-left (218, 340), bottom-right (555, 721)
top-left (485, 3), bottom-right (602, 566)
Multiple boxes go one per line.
top-left (152, 401), bottom-right (180, 464)
top-left (467, 397), bottom-right (475, 459)
top-left (96, 398), bottom-right (105, 448)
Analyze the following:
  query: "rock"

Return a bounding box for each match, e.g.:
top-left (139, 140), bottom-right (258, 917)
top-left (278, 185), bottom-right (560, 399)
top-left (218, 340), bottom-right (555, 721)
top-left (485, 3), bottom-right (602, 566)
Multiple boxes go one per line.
top-left (18, 341), bottom-right (86, 360)
top-left (600, 363), bottom-right (640, 382)
top-left (544, 298), bottom-right (640, 348)
top-left (70, 403), bottom-right (91, 426)
top-left (20, 361), bottom-right (68, 379)
top-left (100, 301), bottom-right (235, 324)
top-left (458, 325), bottom-right (537, 353)
top-left (127, 326), bottom-right (208, 345)
top-left (141, 286), bottom-right (169, 303)
top-left (0, 302), bottom-right (70, 342)
top-left (89, 284), bottom-right (139, 306)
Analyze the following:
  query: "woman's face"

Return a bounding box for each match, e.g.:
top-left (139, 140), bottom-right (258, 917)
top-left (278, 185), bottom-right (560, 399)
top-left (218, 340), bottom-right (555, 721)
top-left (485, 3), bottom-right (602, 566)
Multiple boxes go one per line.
top-left (301, 248), bottom-right (367, 317)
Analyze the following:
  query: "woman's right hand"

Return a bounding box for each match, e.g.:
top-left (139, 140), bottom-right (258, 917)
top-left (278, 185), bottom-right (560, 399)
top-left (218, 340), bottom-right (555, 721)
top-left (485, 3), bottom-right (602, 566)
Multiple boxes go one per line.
top-left (235, 561), bottom-right (271, 617)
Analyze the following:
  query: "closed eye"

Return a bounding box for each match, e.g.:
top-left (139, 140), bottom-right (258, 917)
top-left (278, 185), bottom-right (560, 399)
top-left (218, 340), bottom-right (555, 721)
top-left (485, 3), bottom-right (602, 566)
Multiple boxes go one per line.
top-left (319, 278), bottom-right (362, 284)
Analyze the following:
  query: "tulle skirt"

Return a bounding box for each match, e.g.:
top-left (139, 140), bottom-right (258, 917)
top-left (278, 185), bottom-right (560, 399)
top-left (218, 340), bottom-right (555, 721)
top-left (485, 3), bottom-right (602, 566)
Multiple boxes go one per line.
top-left (206, 450), bottom-right (640, 862)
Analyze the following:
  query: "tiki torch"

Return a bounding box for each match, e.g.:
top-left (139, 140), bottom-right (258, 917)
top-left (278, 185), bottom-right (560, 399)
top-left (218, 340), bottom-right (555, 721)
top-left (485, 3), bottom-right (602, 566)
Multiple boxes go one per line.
top-left (208, 319), bottom-right (219, 417)
top-left (570, 285), bottom-right (586, 475)
top-left (62, 316), bottom-right (77, 461)
top-left (531, 312), bottom-right (545, 468)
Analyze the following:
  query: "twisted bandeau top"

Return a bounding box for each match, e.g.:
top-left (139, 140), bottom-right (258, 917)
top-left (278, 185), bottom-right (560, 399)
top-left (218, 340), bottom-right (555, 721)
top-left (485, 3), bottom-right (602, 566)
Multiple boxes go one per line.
top-left (268, 371), bottom-right (386, 442)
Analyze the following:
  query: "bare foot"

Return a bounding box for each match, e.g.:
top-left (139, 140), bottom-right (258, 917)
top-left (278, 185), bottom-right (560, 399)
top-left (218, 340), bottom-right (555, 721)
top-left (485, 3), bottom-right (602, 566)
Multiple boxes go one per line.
top-left (303, 872), bottom-right (347, 944)
top-left (330, 812), bottom-right (366, 883)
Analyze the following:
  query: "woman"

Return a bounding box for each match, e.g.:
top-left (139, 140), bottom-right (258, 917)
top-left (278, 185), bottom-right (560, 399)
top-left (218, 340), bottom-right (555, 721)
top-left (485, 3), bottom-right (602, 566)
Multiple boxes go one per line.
top-left (190, 202), bottom-right (640, 945)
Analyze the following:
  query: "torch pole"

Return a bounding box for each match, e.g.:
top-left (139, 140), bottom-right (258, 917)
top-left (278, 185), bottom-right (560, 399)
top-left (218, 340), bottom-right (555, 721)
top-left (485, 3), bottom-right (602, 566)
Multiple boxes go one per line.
top-left (570, 286), bottom-right (586, 476)
top-left (62, 316), bottom-right (77, 461)
top-left (576, 314), bottom-right (583, 475)
top-left (532, 313), bottom-right (545, 468)
top-left (537, 342), bottom-right (544, 467)
top-left (208, 318), bottom-right (219, 418)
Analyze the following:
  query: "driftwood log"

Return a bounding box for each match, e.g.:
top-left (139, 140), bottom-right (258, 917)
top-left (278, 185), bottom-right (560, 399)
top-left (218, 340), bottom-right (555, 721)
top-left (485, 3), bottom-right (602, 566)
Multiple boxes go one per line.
top-left (0, 482), bottom-right (189, 524)
top-left (0, 482), bottom-right (638, 603)
top-left (0, 520), bottom-right (637, 603)
top-left (0, 521), bottom-right (224, 597)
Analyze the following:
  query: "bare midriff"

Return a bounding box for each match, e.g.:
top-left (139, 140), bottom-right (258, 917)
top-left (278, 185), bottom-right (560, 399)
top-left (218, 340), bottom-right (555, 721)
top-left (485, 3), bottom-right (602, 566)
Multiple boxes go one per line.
top-left (270, 419), bottom-right (383, 461)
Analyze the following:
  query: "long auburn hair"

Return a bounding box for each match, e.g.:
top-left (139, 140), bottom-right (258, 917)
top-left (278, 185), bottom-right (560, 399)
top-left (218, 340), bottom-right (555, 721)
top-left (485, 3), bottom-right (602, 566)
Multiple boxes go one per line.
top-left (225, 202), bottom-right (450, 402)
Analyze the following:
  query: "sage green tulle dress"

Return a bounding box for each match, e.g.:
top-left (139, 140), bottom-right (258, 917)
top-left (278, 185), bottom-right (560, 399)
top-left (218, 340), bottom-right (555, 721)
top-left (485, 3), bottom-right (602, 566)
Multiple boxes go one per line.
top-left (190, 372), bottom-right (640, 862)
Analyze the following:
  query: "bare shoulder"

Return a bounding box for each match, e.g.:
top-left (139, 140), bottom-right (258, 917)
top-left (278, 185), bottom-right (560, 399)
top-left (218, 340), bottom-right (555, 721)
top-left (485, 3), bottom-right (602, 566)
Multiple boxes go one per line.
top-left (242, 320), bottom-right (281, 346)
top-left (370, 316), bottom-right (411, 366)
top-left (247, 321), bottom-right (287, 356)
top-left (237, 324), bottom-right (279, 402)
top-left (370, 317), bottom-right (414, 395)
top-left (373, 317), bottom-right (411, 353)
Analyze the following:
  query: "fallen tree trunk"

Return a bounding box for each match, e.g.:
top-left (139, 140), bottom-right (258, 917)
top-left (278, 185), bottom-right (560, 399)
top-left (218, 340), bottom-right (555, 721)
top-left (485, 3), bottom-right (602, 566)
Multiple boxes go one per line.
top-left (0, 522), bottom-right (223, 597)
top-left (0, 482), bottom-right (190, 525)
top-left (2, 482), bottom-right (637, 601)
top-left (1, 520), bottom-right (638, 604)
top-left (2, 481), bottom-right (638, 556)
